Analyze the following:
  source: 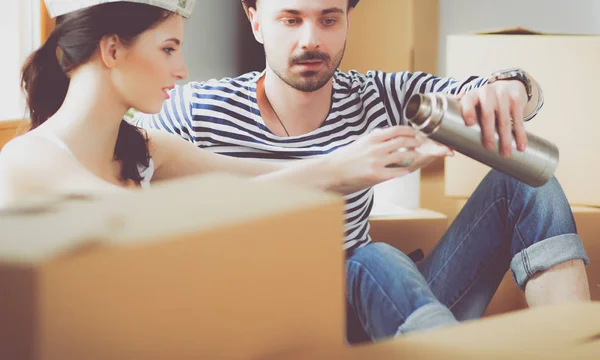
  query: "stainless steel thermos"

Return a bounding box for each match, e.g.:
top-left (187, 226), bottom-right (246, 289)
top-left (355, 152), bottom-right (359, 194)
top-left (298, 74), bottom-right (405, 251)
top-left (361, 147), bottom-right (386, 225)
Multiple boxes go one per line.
top-left (404, 93), bottom-right (559, 187)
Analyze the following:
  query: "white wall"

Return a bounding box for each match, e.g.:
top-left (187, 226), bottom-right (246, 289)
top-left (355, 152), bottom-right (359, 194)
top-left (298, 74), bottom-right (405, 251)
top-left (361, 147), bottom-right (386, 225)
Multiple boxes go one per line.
top-left (0, 1), bottom-right (38, 120)
top-left (181, 1), bottom-right (241, 82)
top-left (438, 0), bottom-right (600, 75)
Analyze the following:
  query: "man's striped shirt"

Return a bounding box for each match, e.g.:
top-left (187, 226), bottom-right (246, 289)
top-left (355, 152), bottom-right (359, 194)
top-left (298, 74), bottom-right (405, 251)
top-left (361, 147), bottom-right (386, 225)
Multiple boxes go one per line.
top-left (135, 69), bottom-right (492, 253)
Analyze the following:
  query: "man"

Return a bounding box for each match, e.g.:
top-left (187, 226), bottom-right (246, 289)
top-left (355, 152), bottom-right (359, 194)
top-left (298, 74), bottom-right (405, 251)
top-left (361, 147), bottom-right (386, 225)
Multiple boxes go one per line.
top-left (136, 0), bottom-right (590, 343)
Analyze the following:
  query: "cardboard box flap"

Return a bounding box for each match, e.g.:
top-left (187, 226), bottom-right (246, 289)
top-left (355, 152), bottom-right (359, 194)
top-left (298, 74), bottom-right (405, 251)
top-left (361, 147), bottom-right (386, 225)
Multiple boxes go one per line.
top-left (0, 174), bottom-right (342, 265)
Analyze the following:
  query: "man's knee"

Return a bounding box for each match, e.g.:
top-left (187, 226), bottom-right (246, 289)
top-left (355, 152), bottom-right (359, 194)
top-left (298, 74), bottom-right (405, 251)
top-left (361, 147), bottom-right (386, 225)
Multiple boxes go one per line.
top-left (346, 242), bottom-right (425, 294)
top-left (349, 242), bottom-right (416, 271)
top-left (484, 170), bottom-right (567, 204)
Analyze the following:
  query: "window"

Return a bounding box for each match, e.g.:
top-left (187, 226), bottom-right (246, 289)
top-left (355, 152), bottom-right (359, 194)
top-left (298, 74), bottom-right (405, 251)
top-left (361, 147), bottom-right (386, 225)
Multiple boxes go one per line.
top-left (0, 0), bottom-right (41, 121)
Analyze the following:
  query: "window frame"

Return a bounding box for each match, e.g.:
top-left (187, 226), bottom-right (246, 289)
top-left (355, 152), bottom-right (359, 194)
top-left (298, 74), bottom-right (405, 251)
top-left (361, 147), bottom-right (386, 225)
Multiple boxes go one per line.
top-left (0, 0), bottom-right (50, 141)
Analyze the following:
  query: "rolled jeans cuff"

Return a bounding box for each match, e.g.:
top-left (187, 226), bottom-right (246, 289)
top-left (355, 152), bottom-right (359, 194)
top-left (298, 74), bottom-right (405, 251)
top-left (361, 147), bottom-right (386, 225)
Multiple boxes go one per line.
top-left (510, 234), bottom-right (590, 290)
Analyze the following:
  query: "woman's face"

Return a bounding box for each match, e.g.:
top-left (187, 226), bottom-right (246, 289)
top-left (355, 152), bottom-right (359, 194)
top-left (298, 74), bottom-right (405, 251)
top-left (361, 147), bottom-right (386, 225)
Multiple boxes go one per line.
top-left (111, 14), bottom-right (188, 114)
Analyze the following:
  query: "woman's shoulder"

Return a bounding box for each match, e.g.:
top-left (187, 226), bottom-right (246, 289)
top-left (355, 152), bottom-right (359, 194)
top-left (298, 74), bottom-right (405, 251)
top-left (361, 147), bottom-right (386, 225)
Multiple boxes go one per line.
top-left (0, 134), bottom-right (58, 205)
top-left (1, 134), bottom-right (42, 167)
top-left (0, 133), bottom-right (77, 193)
top-left (0, 132), bottom-right (126, 206)
top-left (1, 132), bottom-right (73, 166)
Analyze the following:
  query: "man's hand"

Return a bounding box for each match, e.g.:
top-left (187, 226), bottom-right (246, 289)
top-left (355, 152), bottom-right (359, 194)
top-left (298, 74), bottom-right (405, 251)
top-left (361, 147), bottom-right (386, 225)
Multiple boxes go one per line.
top-left (405, 135), bottom-right (453, 172)
top-left (459, 80), bottom-right (529, 158)
top-left (322, 126), bottom-right (452, 194)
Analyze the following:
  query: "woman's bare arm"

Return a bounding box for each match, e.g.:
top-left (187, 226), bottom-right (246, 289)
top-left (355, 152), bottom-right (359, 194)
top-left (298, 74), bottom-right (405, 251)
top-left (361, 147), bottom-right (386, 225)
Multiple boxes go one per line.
top-left (148, 126), bottom-right (437, 194)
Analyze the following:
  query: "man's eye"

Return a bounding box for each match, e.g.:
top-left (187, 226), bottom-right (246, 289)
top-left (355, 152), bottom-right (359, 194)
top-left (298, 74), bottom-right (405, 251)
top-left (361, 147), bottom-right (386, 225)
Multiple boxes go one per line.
top-left (283, 18), bottom-right (300, 25)
top-left (323, 18), bottom-right (337, 26)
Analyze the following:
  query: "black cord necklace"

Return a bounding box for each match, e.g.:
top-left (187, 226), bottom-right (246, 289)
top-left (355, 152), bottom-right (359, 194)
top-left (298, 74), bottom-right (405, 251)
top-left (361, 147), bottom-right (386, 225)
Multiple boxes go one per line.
top-left (264, 92), bottom-right (290, 137)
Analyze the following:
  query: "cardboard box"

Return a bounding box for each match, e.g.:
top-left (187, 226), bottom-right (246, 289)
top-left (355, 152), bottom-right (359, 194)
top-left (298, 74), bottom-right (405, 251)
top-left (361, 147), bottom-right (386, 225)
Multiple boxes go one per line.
top-left (0, 174), bottom-right (347, 360)
top-left (444, 30), bottom-right (600, 206)
top-left (263, 302), bottom-right (600, 359)
top-left (342, 0), bottom-right (438, 74)
top-left (369, 209), bottom-right (448, 255)
top-left (575, 206), bottom-right (600, 301)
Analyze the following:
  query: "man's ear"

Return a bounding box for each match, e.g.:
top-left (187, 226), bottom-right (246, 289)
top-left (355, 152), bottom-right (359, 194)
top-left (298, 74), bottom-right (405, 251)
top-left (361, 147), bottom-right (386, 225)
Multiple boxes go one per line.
top-left (99, 35), bottom-right (124, 69)
top-left (347, 6), bottom-right (354, 27)
top-left (247, 7), bottom-right (264, 44)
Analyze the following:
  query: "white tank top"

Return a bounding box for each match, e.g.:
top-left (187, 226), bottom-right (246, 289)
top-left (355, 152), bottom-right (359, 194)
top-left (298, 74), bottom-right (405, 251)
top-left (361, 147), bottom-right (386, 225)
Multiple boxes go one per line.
top-left (37, 133), bottom-right (154, 189)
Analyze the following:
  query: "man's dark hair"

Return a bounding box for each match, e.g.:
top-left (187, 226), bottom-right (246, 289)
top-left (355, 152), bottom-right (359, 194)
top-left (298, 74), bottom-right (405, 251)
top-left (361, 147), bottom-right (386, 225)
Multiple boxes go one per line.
top-left (242, 0), bottom-right (360, 11)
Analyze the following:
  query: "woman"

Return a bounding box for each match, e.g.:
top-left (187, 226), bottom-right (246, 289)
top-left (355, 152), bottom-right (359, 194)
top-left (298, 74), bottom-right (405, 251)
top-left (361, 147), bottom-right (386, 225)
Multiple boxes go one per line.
top-left (0, 0), bottom-right (437, 206)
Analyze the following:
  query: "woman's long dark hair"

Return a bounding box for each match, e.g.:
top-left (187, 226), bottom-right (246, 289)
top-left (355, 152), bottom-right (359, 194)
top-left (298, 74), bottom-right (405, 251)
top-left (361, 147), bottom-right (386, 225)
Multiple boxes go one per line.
top-left (21, 3), bottom-right (174, 183)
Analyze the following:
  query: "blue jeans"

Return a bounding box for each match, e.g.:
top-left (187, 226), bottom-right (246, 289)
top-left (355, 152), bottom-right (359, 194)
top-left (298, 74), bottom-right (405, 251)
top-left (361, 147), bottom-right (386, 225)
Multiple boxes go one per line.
top-left (346, 170), bottom-right (589, 343)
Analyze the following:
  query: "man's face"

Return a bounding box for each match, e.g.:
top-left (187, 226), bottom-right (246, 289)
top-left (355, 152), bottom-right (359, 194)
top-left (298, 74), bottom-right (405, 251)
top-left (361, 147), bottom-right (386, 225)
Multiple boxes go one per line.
top-left (250, 0), bottom-right (351, 92)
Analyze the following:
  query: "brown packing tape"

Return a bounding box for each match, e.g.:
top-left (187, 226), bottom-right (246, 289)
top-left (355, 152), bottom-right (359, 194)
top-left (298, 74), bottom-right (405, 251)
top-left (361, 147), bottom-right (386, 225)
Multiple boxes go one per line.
top-left (475, 27), bottom-right (598, 36)
top-left (476, 27), bottom-right (542, 35)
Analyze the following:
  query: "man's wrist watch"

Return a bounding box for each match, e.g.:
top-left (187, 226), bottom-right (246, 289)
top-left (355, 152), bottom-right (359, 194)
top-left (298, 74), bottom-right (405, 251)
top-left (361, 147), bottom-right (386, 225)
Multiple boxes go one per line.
top-left (487, 67), bottom-right (533, 102)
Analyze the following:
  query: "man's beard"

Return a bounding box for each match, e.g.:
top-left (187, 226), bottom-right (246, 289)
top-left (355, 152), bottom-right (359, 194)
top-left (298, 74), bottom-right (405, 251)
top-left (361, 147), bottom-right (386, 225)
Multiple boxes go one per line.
top-left (267, 44), bottom-right (346, 93)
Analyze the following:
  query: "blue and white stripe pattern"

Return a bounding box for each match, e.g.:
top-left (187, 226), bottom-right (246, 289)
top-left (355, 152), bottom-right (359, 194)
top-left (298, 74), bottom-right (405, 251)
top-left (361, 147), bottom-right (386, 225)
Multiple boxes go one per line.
top-left (136, 69), bottom-right (490, 253)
